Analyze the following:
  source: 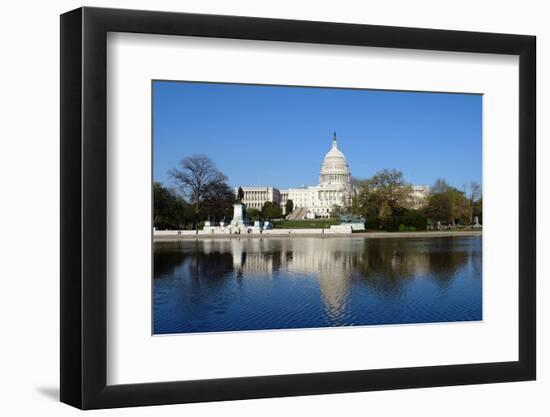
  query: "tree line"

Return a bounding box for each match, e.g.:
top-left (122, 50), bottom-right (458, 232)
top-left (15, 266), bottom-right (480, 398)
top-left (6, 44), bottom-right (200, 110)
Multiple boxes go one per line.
top-left (154, 155), bottom-right (234, 229)
top-left (154, 155), bottom-right (482, 232)
top-left (349, 169), bottom-right (482, 231)
top-left (154, 155), bottom-right (289, 230)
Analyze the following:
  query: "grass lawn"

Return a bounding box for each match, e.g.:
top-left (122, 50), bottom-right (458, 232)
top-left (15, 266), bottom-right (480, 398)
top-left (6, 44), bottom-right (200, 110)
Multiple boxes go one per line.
top-left (273, 219), bottom-right (340, 229)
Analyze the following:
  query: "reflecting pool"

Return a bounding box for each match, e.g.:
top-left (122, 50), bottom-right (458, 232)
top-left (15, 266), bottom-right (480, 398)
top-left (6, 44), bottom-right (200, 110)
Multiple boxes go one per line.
top-left (153, 236), bottom-right (482, 334)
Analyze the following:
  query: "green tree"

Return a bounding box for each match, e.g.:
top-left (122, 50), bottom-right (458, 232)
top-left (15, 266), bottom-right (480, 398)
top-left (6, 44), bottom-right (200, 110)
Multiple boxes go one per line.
top-left (426, 188), bottom-right (471, 226)
top-left (285, 199), bottom-right (294, 215)
top-left (402, 209), bottom-right (428, 230)
top-left (454, 191), bottom-right (472, 225)
top-left (247, 208), bottom-right (262, 221)
top-left (425, 192), bottom-right (452, 224)
top-left (366, 169), bottom-right (413, 209)
top-left (153, 182), bottom-right (194, 229)
top-left (379, 201), bottom-right (393, 228)
top-left (351, 169), bottom-right (413, 229)
top-left (472, 197), bottom-right (483, 224)
top-left (261, 201), bottom-right (283, 219)
top-left (200, 181), bottom-right (235, 223)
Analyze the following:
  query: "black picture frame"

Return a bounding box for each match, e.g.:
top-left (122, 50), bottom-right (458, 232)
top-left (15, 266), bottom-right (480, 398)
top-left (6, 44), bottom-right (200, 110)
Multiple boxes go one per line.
top-left (60, 6), bottom-right (536, 410)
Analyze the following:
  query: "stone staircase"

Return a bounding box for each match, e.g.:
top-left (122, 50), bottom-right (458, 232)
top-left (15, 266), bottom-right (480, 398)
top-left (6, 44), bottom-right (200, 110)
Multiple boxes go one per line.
top-left (286, 207), bottom-right (308, 220)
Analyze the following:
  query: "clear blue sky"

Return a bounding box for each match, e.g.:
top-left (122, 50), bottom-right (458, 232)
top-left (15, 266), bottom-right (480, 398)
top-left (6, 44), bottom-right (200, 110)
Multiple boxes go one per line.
top-left (153, 81), bottom-right (482, 191)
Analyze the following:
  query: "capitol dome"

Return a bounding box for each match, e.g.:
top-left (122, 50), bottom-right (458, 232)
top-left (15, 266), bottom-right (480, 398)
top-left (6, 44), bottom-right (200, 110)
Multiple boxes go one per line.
top-left (319, 133), bottom-right (351, 186)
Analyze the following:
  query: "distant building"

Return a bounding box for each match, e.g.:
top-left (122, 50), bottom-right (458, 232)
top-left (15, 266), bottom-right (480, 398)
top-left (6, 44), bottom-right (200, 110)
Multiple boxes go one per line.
top-left (409, 185), bottom-right (431, 209)
top-left (235, 187), bottom-right (280, 210)
top-left (283, 133), bottom-right (352, 218)
top-left (237, 133), bottom-right (352, 218)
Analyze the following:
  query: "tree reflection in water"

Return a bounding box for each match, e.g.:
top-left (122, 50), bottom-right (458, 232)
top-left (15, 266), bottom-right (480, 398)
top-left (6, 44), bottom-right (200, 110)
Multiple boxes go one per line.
top-left (354, 238), bottom-right (473, 294)
top-left (154, 236), bottom-right (482, 334)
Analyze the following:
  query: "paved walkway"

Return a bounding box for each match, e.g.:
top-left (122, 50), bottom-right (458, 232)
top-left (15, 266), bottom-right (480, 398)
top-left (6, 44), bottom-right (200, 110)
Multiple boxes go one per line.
top-left (154, 230), bottom-right (482, 240)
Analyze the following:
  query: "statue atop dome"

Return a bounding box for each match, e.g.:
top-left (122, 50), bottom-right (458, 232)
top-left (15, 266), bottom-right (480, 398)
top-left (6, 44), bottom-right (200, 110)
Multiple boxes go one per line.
top-left (332, 132), bottom-right (337, 148)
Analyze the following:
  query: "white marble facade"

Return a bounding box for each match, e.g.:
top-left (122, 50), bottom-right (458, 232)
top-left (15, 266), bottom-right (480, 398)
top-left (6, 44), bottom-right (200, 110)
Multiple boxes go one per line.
top-left (236, 133), bottom-right (429, 218)
top-left (283, 133), bottom-right (352, 217)
top-left (237, 187), bottom-right (280, 210)
top-left (236, 133), bottom-right (352, 218)
top-left (409, 185), bottom-right (431, 209)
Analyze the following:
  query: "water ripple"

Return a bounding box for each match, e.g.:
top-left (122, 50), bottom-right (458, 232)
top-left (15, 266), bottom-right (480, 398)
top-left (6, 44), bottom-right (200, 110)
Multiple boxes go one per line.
top-left (154, 236), bottom-right (482, 334)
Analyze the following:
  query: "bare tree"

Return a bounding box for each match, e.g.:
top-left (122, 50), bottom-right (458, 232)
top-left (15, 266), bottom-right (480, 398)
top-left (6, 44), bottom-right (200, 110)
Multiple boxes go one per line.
top-left (431, 178), bottom-right (452, 195)
top-left (169, 155), bottom-right (227, 222)
top-left (465, 181), bottom-right (482, 224)
top-left (466, 181), bottom-right (482, 203)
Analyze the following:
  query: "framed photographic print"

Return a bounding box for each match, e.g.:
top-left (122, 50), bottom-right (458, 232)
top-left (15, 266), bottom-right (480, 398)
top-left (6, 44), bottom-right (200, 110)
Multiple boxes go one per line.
top-left (60, 7), bottom-right (536, 409)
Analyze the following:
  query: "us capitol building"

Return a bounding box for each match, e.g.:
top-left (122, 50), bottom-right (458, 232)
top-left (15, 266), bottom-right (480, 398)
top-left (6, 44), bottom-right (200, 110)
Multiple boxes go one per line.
top-left (237, 133), bottom-right (353, 219)
top-left (237, 133), bottom-right (429, 219)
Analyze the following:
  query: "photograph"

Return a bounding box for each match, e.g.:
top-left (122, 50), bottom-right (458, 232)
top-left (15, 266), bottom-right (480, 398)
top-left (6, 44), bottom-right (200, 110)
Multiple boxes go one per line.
top-left (152, 81), bottom-right (483, 335)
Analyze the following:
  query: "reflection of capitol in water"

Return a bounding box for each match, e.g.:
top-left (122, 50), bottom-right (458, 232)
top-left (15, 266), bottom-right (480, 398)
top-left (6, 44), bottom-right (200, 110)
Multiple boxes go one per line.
top-left (154, 236), bottom-right (481, 334)
top-left (197, 237), bottom-right (444, 320)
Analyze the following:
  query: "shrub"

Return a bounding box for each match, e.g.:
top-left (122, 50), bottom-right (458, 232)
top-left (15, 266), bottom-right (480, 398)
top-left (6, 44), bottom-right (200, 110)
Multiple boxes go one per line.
top-left (366, 217), bottom-right (381, 230)
top-left (403, 209), bottom-right (427, 231)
